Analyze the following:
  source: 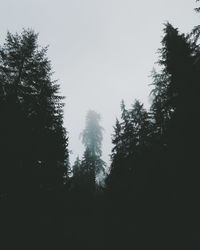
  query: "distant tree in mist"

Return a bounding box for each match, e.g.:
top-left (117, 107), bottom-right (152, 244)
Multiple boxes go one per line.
top-left (72, 110), bottom-right (106, 193)
top-left (81, 110), bottom-right (106, 180)
top-left (81, 110), bottom-right (103, 158)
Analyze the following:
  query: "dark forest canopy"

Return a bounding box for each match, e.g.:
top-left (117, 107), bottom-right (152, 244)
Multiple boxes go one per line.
top-left (1, 1), bottom-right (200, 249)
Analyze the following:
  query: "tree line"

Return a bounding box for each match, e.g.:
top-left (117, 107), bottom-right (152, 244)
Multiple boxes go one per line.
top-left (1, 1), bottom-right (200, 249)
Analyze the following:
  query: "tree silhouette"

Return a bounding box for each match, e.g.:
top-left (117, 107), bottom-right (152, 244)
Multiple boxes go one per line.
top-left (107, 100), bottom-right (151, 198)
top-left (0, 29), bottom-right (68, 195)
top-left (72, 110), bottom-right (105, 195)
top-left (1, 2), bottom-right (200, 248)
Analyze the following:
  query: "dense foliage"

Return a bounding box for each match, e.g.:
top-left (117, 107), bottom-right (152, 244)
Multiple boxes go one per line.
top-left (106, 21), bottom-right (200, 248)
top-left (0, 30), bottom-right (68, 195)
top-left (1, 2), bottom-right (200, 249)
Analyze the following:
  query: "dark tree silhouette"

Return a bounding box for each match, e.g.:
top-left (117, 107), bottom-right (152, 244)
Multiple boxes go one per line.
top-left (107, 99), bottom-right (151, 198)
top-left (0, 29), bottom-right (69, 249)
top-left (106, 19), bottom-right (200, 248)
top-left (1, 2), bottom-right (200, 249)
top-left (0, 29), bottom-right (68, 195)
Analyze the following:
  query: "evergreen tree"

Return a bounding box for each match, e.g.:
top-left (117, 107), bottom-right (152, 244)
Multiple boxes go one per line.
top-left (150, 23), bottom-right (198, 156)
top-left (81, 110), bottom-right (103, 158)
top-left (108, 100), bottom-right (151, 194)
top-left (150, 69), bottom-right (171, 140)
top-left (71, 110), bottom-right (105, 195)
top-left (73, 156), bottom-right (81, 178)
top-left (80, 149), bottom-right (96, 192)
top-left (147, 21), bottom-right (200, 242)
top-left (159, 23), bottom-right (194, 111)
top-left (129, 100), bottom-right (151, 149)
top-left (80, 110), bottom-right (105, 181)
top-left (0, 29), bottom-right (68, 194)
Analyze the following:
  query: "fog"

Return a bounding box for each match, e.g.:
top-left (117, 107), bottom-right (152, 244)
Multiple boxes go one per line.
top-left (0, 0), bottom-right (198, 164)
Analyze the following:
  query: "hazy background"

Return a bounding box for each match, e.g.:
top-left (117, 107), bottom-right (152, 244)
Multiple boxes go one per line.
top-left (0, 0), bottom-right (198, 165)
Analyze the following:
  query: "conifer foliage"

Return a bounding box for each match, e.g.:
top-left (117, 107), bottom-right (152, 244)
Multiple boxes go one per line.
top-left (1, 2), bottom-right (200, 248)
top-left (106, 18), bottom-right (200, 246)
top-left (72, 110), bottom-right (106, 193)
top-left (0, 30), bottom-right (68, 194)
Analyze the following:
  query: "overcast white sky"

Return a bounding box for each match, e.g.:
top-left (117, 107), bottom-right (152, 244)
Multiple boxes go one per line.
top-left (0, 0), bottom-right (199, 165)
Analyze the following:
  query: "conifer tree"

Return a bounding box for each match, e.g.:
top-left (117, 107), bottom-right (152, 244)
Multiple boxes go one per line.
top-left (108, 100), bottom-right (151, 193)
top-left (0, 30), bottom-right (68, 193)
top-left (74, 110), bottom-right (106, 191)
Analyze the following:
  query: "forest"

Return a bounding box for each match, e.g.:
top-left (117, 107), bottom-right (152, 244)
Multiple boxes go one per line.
top-left (1, 1), bottom-right (200, 249)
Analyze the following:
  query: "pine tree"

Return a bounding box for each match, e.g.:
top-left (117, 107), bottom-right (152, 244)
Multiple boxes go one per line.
top-left (150, 69), bottom-right (171, 139)
top-left (150, 23), bottom-right (197, 149)
top-left (81, 149), bottom-right (96, 192)
top-left (81, 110), bottom-right (103, 158)
top-left (110, 118), bottom-right (123, 164)
top-left (108, 100), bottom-right (151, 194)
top-left (73, 156), bottom-right (81, 178)
top-left (80, 110), bottom-right (105, 182)
top-left (0, 29), bottom-right (68, 194)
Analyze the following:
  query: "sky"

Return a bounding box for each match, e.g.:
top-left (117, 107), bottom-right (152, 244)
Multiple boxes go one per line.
top-left (0, 0), bottom-right (199, 165)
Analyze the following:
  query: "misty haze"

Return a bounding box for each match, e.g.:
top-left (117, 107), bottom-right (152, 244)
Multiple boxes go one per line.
top-left (1, 0), bottom-right (200, 249)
